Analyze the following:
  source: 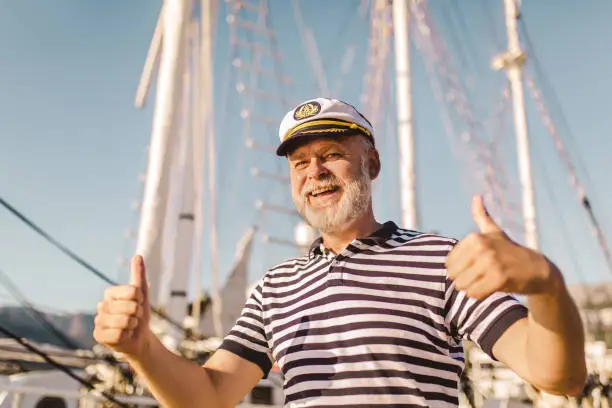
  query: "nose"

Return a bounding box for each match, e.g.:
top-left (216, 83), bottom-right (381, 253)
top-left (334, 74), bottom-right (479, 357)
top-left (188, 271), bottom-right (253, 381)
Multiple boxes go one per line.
top-left (306, 157), bottom-right (329, 180)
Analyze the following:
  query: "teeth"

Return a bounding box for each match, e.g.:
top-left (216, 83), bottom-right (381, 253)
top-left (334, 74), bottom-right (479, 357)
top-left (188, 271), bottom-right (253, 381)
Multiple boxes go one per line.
top-left (310, 186), bottom-right (337, 197)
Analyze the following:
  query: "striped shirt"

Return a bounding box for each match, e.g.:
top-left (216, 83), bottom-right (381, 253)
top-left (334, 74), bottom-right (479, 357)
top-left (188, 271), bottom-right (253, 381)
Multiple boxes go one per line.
top-left (220, 221), bottom-right (528, 407)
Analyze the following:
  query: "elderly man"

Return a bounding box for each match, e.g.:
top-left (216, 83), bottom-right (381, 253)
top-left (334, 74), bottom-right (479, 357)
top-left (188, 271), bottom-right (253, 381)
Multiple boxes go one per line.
top-left (94, 98), bottom-right (586, 407)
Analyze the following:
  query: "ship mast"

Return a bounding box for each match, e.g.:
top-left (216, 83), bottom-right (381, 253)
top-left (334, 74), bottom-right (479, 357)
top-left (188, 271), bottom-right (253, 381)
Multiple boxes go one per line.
top-left (493, 0), bottom-right (538, 249)
top-left (392, 0), bottom-right (418, 230)
top-left (133, 0), bottom-right (219, 345)
top-left (200, 0), bottom-right (221, 338)
top-left (135, 0), bottom-right (189, 312)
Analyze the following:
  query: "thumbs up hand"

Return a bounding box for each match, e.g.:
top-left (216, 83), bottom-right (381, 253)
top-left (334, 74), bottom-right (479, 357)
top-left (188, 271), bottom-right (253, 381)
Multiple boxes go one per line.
top-left (446, 195), bottom-right (557, 300)
top-left (94, 255), bottom-right (153, 358)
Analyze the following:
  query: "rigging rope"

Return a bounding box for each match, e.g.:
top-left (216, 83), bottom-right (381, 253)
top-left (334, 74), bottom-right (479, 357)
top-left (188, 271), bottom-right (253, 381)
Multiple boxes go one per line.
top-left (514, 11), bottom-right (612, 277)
top-left (526, 78), bottom-right (612, 277)
top-left (410, 0), bottom-right (522, 237)
top-left (0, 323), bottom-right (129, 408)
top-left (291, 0), bottom-right (329, 96)
top-left (243, 1), bottom-right (296, 232)
top-left (516, 12), bottom-right (596, 190)
top-left (0, 196), bottom-right (206, 341)
top-left (263, 0), bottom-right (290, 113)
top-left (0, 267), bottom-right (81, 351)
top-left (0, 266), bottom-right (136, 381)
top-left (479, 0), bottom-right (504, 50)
top-left (439, 1), bottom-right (477, 76)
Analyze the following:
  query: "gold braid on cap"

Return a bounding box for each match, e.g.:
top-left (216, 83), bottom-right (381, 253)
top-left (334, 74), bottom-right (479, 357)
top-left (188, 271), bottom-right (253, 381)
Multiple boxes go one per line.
top-left (284, 119), bottom-right (372, 141)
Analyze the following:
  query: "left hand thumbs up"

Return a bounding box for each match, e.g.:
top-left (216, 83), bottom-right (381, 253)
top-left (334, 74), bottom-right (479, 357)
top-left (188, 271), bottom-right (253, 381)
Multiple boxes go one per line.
top-left (446, 194), bottom-right (553, 300)
top-left (471, 194), bottom-right (503, 235)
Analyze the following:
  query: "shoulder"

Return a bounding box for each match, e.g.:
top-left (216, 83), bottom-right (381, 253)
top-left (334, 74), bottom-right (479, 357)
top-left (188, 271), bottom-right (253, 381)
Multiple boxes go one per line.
top-left (382, 225), bottom-right (458, 256)
top-left (367, 227), bottom-right (460, 283)
top-left (256, 253), bottom-right (317, 288)
top-left (266, 254), bottom-right (313, 275)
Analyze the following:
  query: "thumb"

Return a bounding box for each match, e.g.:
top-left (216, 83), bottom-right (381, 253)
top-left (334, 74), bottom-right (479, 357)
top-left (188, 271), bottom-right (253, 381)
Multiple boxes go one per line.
top-left (471, 194), bottom-right (501, 234)
top-left (130, 255), bottom-right (149, 304)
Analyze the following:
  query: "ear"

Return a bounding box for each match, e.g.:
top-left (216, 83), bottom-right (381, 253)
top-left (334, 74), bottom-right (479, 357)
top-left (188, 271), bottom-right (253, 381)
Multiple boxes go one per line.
top-left (369, 148), bottom-right (381, 180)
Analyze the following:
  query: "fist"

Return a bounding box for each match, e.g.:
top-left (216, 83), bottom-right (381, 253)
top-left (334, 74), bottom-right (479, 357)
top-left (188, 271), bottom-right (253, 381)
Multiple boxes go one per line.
top-left (93, 255), bottom-right (152, 357)
top-left (446, 195), bottom-right (554, 300)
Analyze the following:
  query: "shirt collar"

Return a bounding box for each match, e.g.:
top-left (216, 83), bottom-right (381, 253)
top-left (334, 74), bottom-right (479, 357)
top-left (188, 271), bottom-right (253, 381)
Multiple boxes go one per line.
top-left (307, 221), bottom-right (399, 259)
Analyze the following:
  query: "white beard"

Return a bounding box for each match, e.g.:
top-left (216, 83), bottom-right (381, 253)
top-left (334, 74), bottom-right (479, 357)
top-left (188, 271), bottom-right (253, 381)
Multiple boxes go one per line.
top-left (292, 158), bottom-right (372, 234)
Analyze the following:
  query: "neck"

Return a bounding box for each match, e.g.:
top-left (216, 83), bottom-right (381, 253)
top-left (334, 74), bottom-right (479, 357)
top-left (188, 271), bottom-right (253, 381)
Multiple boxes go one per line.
top-left (320, 208), bottom-right (383, 254)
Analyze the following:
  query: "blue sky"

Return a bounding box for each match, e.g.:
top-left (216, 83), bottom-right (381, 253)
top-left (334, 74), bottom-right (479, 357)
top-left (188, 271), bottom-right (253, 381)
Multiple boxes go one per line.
top-left (0, 0), bottom-right (611, 313)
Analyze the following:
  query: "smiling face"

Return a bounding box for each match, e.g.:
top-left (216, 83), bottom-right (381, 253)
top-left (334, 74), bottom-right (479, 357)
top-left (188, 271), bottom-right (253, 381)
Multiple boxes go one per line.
top-left (287, 135), bottom-right (379, 234)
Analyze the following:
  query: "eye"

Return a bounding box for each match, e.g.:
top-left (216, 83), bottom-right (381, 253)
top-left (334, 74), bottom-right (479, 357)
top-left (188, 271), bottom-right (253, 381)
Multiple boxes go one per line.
top-left (324, 152), bottom-right (342, 160)
top-left (294, 160), bottom-right (308, 170)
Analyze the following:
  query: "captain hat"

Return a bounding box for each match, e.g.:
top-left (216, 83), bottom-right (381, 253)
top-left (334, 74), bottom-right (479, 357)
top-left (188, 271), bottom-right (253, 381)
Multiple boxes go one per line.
top-left (276, 97), bottom-right (375, 156)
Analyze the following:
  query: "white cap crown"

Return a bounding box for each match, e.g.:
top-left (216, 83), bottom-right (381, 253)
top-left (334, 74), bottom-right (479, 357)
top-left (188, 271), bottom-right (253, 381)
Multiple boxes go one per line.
top-left (276, 97), bottom-right (374, 155)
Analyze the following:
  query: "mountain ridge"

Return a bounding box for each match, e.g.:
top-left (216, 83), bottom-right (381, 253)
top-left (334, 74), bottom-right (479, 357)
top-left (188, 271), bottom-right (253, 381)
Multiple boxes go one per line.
top-left (0, 305), bottom-right (95, 349)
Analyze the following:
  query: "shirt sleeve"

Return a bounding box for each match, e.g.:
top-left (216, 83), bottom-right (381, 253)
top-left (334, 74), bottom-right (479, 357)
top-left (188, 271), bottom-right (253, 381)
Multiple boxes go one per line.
top-left (218, 280), bottom-right (273, 377)
top-left (443, 244), bottom-right (528, 360)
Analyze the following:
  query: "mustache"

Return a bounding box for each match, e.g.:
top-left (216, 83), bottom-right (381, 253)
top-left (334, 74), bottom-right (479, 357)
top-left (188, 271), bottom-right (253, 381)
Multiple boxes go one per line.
top-left (302, 178), bottom-right (342, 197)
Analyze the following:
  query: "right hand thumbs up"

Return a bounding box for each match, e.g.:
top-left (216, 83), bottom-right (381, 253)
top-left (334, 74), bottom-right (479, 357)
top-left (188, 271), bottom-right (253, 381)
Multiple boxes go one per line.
top-left (93, 255), bottom-right (152, 358)
top-left (130, 254), bottom-right (149, 305)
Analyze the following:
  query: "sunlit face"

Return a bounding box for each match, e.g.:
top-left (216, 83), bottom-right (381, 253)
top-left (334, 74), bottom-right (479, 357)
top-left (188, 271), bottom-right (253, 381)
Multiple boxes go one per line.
top-left (287, 136), bottom-right (374, 233)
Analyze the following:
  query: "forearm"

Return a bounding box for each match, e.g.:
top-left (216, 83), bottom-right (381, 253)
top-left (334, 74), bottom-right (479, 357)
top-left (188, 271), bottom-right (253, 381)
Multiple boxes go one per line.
top-left (124, 333), bottom-right (224, 408)
top-left (525, 267), bottom-right (586, 394)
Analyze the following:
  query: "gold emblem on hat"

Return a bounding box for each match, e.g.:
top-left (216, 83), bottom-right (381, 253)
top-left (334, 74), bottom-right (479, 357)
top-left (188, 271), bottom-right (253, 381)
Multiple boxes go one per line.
top-left (293, 101), bottom-right (321, 120)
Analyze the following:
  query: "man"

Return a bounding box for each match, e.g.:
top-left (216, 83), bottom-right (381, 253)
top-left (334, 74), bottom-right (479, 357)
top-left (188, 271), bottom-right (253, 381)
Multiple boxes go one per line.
top-left (94, 97), bottom-right (586, 407)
